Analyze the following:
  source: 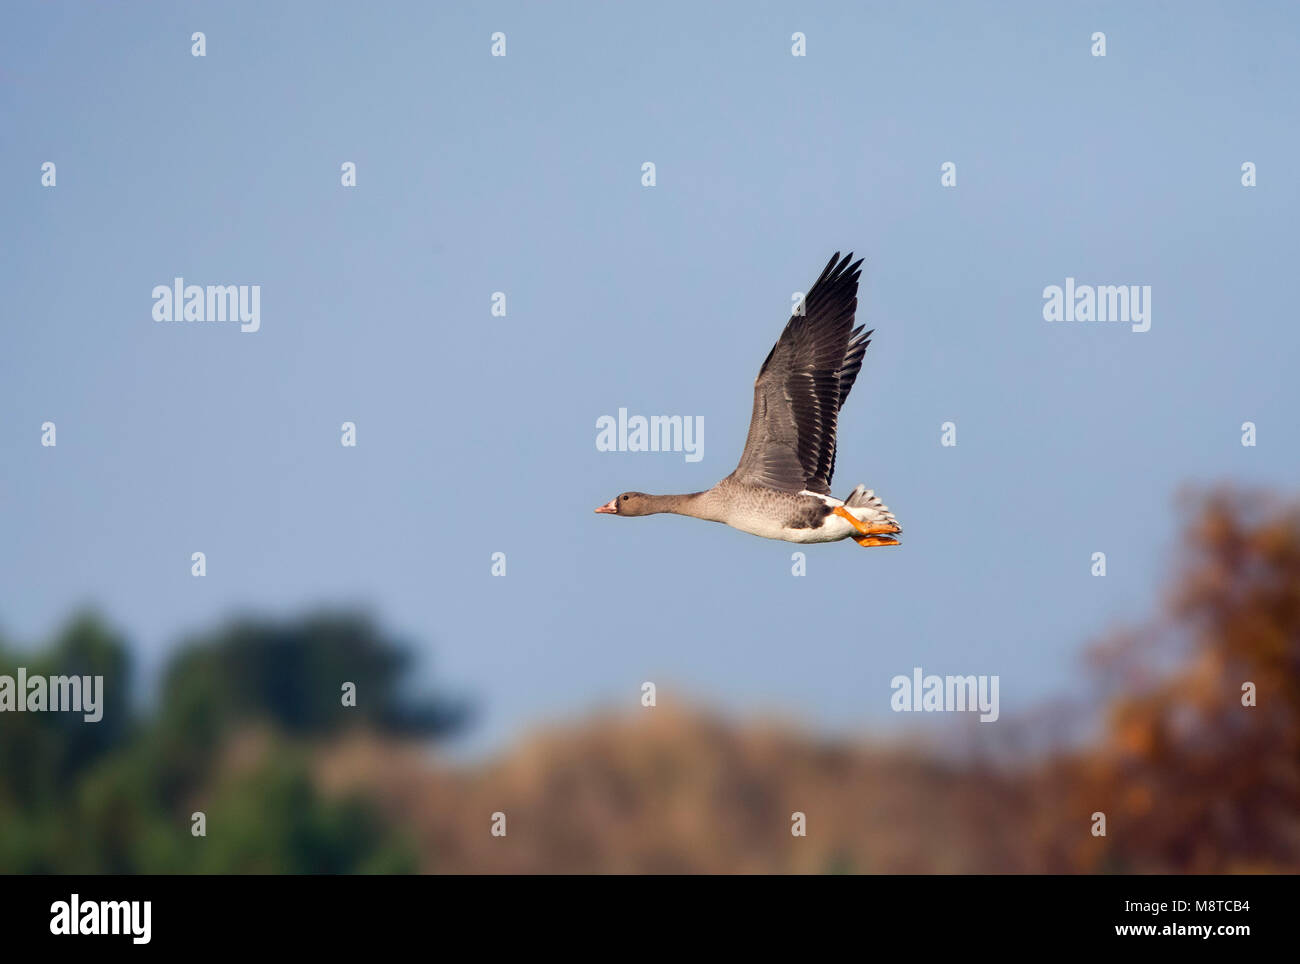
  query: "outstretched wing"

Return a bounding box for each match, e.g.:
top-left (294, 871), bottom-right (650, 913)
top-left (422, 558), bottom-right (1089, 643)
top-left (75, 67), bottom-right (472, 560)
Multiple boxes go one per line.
top-left (730, 252), bottom-right (870, 496)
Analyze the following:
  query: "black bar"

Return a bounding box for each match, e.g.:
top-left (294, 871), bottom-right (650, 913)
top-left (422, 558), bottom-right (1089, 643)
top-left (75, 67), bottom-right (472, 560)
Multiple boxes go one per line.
top-left (0, 873), bottom-right (1279, 949)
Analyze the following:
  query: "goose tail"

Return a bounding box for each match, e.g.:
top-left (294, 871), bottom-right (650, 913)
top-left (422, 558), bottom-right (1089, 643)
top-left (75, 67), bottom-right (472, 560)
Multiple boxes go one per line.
top-left (842, 484), bottom-right (900, 532)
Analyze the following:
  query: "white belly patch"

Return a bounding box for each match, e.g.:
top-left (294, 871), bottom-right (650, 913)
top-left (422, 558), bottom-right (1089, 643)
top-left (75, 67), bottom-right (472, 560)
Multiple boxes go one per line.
top-left (726, 494), bottom-right (859, 544)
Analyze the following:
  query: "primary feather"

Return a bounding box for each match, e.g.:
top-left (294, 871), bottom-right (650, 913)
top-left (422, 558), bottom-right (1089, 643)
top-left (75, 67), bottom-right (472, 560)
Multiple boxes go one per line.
top-left (730, 252), bottom-right (871, 495)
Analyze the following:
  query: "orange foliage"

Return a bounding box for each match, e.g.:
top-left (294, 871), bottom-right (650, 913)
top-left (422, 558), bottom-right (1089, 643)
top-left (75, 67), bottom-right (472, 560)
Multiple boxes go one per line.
top-left (1050, 487), bottom-right (1300, 873)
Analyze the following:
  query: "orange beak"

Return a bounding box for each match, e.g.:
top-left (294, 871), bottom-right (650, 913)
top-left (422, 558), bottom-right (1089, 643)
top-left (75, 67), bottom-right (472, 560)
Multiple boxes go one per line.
top-left (594, 499), bottom-right (618, 514)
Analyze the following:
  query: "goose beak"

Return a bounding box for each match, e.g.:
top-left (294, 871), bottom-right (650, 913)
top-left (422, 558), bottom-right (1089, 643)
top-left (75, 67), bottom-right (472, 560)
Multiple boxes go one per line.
top-left (594, 499), bottom-right (618, 514)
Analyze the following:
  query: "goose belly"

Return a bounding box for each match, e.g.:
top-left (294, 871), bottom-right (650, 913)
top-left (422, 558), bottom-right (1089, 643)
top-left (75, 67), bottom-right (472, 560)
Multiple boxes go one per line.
top-left (723, 496), bottom-right (857, 544)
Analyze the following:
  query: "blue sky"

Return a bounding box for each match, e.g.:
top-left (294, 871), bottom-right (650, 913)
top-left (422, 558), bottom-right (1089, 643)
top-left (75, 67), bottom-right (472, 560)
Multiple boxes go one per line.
top-left (2, 1), bottom-right (1297, 753)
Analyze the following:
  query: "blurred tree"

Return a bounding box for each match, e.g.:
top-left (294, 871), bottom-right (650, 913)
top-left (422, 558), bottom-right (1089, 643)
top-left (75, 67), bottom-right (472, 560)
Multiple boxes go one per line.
top-left (0, 611), bottom-right (467, 873)
top-left (0, 613), bottom-right (131, 810)
top-left (162, 612), bottom-right (467, 745)
top-left (192, 753), bottom-right (416, 874)
top-left (1060, 487), bottom-right (1300, 872)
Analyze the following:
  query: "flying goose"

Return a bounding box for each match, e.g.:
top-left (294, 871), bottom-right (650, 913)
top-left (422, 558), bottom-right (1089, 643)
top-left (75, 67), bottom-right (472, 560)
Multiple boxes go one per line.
top-left (596, 252), bottom-right (901, 547)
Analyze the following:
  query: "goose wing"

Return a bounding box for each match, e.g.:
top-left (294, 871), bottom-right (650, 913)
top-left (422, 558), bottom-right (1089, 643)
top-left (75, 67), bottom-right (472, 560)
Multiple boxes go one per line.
top-left (730, 251), bottom-right (870, 495)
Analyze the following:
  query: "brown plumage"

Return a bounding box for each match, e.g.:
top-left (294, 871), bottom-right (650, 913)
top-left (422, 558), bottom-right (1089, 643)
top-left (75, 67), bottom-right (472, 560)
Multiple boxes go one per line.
top-left (731, 251), bottom-right (869, 495)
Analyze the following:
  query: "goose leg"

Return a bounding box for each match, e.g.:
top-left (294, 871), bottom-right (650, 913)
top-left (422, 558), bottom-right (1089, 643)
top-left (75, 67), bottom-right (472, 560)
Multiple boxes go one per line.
top-left (854, 534), bottom-right (900, 547)
top-left (832, 506), bottom-right (900, 536)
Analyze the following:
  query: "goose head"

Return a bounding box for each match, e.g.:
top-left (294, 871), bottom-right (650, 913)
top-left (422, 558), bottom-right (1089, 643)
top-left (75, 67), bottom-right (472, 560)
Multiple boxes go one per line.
top-left (594, 492), bottom-right (652, 516)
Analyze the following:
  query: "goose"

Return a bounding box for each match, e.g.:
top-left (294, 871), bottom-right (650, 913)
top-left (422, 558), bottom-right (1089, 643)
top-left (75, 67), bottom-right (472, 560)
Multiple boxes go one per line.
top-left (595, 252), bottom-right (901, 547)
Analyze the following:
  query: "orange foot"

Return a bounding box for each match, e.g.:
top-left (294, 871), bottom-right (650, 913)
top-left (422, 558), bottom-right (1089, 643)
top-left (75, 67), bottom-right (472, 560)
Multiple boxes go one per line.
top-left (854, 535), bottom-right (900, 547)
top-left (832, 505), bottom-right (901, 537)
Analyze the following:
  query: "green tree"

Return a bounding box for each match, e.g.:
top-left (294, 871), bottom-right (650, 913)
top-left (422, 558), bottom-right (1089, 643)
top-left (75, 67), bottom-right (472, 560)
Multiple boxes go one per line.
top-left (0, 610), bottom-right (466, 873)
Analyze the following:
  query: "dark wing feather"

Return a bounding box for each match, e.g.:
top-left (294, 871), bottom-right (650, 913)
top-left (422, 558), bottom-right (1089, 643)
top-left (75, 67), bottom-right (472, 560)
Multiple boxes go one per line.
top-left (730, 252), bottom-right (870, 495)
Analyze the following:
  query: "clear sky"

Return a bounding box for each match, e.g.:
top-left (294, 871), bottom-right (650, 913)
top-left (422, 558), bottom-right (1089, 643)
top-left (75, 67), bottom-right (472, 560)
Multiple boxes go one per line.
top-left (2, 1), bottom-right (1297, 753)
